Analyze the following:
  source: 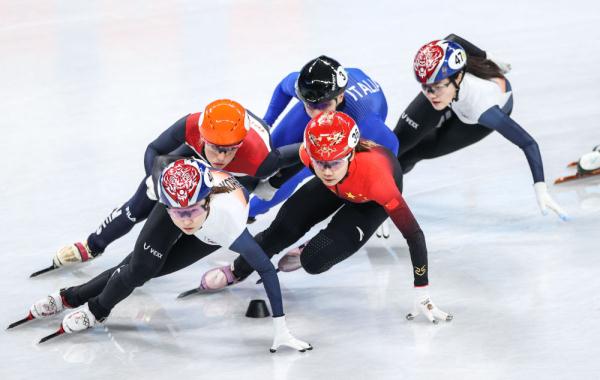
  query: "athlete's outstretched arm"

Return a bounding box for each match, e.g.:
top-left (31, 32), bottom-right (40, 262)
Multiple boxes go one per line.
top-left (251, 143), bottom-right (303, 200)
top-left (479, 106), bottom-right (544, 182)
top-left (383, 195), bottom-right (429, 287)
top-left (370, 154), bottom-right (452, 323)
top-left (228, 229), bottom-right (312, 352)
top-left (478, 106), bottom-right (567, 219)
top-left (263, 72), bottom-right (299, 126)
top-left (144, 115), bottom-right (188, 174)
top-left (229, 229), bottom-right (283, 316)
top-left (254, 142), bottom-right (302, 178)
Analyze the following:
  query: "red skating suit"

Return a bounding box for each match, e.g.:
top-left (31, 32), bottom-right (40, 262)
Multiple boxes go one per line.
top-left (300, 142), bottom-right (429, 286)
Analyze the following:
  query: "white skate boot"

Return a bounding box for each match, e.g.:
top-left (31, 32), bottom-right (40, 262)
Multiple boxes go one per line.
top-left (30, 291), bottom-right (67, 319)
top-left (578, 147), bottom-right (600, 174)
top-left (62, 304), bottom-right (97, 334)
top-left (53, 241), bottom-right (95, 267)
top-left (7, 291), bottom-right (71, 329)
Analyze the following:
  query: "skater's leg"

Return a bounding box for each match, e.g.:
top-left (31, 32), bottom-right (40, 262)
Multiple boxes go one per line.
top-left (300, 202), bottom-right (388, 274)
top-left (233, 177), bottom-right (342, 279)
top-left (86, 177), bottom-right (157, 254)
top-left (85, 205), bottom-right (182, 319)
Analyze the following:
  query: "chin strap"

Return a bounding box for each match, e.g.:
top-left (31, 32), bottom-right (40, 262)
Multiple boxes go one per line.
top-left (450, 70), bottom-right (465, 102)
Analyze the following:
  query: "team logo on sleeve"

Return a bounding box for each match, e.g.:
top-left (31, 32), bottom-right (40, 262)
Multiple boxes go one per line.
top-left (414, 265), bottom-right (427, 276)
top-left (414, 41), bottom-right (444, 81)
top-left (161, 161), bottom-right (201, 207)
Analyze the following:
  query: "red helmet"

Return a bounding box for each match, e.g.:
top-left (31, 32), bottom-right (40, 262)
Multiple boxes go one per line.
top-left (199, 99), bottom-right (249, 146)
top-left (303, 111), bottom-right (360, 161)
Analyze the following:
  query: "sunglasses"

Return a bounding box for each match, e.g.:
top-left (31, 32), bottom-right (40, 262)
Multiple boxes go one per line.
top-left (166, 200), bottom-right (209, 220)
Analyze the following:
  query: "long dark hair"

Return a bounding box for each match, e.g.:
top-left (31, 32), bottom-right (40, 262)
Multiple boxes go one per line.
top-left (355, 139), bottom-right (379, 153)
top-left (210, 176), bottom-right (243, 195)
top-left (464, 55), bottom-right (505, 80)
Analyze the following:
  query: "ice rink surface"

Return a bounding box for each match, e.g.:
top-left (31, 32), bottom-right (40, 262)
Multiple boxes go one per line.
top-left (1, 1), bottom-right (599, 379)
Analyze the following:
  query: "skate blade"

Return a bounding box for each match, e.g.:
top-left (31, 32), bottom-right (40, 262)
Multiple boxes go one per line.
top-left (554, 169), bottom-right (600, 184)
top-left (30, 264), bottom-right (58, 278)
top-left (7, 313), bottom-right (34, 330)
top-left (39, 326), bottom-right (65, 344)
top-left (176, 287), bottom-right (224, 299)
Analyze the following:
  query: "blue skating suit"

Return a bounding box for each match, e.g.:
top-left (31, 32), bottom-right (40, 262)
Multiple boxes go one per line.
top-left (249, 68), bottom-right (399, 218)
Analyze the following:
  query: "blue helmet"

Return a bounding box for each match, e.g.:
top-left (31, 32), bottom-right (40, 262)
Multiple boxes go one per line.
top-left (413, 40), bottom-right (467, 84)
top-left (159, 159), bottom-right (213, 208)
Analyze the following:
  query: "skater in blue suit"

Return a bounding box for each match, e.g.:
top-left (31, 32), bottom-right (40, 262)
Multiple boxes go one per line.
top-left (248, 55), bottom-right (399, 221)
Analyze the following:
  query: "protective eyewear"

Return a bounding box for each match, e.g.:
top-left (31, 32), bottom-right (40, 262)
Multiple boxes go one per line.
top-left (203, 139), bottom-right (243, 154)
top-left (421, 81), bottom-right (452, 95)
top-left (304, 99), bottom-right (335, 111)
top-left (166, 201), bottom-right (209, 220)
top-left (311, 154), bottom-right (351, 171)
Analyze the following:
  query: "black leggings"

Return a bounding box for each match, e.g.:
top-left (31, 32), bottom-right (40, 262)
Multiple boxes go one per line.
top-left (394, 92), bottom-right (494, 173)
top-left (64, 205), bottom-right (219, 320)
top-left (232, 176), bottom-right (388, 278)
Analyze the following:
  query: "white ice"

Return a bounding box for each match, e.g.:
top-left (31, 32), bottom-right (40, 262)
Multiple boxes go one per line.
top-left (1, 1), bottom-right (599, 379)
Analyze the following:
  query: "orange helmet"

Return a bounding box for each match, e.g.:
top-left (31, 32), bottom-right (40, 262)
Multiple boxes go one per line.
top-left (199, 99), bottom-right (249, 146)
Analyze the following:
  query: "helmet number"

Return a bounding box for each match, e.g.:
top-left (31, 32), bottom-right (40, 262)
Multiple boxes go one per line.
top-left (348, 125), bottom-right (360, 148)
top-left (448, 49), bottom-right (466, 70)
top-left (336, 67), bottom-right (349, 87)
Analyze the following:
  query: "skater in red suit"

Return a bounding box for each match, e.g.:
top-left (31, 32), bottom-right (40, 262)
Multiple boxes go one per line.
top-left (201, 111), bottom-right (452, 324)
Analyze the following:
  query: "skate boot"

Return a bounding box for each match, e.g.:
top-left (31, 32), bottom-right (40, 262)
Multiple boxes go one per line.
top-left (277, 243), bottom-right (306, 272)
top-left (7, 291), bottom-right (72, 329)
top-left (52, 241), bottom-right (95, 267)
top-left (200, 265), bottom-right (241, 290)
top-left (30, 291), bottom-right (68, 319)
top-left (62, 304), bottom-right (97, 334)
top-left (578, 147), bottom-right (600, 174)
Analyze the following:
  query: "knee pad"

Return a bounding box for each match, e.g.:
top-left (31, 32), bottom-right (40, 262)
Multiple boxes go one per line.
top-left (301, 230), bottom-right (367, 274)
top-left (300, 233), bottom-right (335, 275)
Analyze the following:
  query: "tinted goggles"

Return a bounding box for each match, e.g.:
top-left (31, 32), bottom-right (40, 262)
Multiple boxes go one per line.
top-left (166, 201), bottom-right (209, 220)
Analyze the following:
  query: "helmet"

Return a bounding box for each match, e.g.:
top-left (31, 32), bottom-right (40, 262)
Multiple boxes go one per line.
top-left (413, 40), bottom-right (467, 84)
top-left (296, 55), bottom-right (349, 104)
top-left (199, 99), bottom-right (249, 146)
top-left (303, 111), bottom-right (360, 161)
top-left (159, 159), bottom-right (213, 208)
